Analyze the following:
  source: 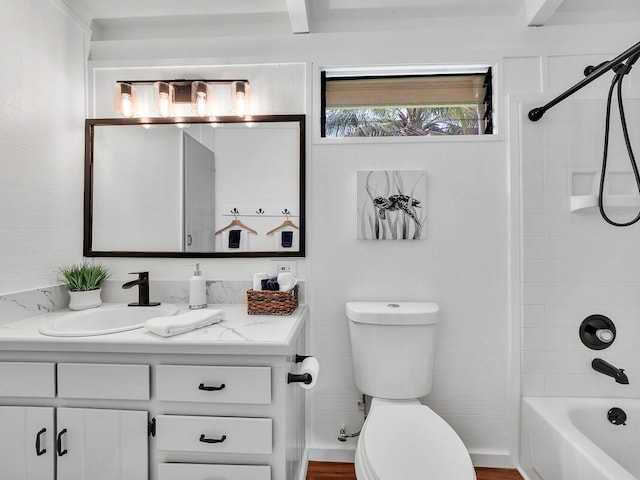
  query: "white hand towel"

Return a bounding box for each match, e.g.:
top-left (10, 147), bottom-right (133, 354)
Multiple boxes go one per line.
top-left (252, 272), bottom-right (274, 291)
top-left (145, 309), bottom-right (224, 337)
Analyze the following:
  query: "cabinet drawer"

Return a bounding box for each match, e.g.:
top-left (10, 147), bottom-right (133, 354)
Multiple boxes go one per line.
top-left (155, 415), bottom-right (272, 454)
top-left (0, 362), bottom-right (55, 398)
top-left (158, 463), bottom-right (270, 480)
top-left (57, 363), bottom-right (149, 400)
top-left (156, 365), bottom-right (271, 404)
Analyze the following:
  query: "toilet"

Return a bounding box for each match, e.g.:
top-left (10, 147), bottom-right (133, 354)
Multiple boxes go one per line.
top-left (346, 301), bottom-right (476, 480)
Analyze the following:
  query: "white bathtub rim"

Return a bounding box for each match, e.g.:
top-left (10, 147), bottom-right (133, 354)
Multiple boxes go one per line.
top-left (522, 396), bottom-right (637, 480)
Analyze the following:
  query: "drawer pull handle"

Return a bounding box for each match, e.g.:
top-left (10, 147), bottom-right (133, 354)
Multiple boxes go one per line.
top-left (198, 383), bottom-right (226, 391)
top-left (57, 429), bottom-right (68, 456)
top-left (35, 428), bottom-right (47, 456)
top-left (199, 434), bottom-right (227, 444)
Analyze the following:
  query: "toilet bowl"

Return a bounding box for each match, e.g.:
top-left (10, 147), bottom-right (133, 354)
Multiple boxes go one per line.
top-left (355, 398), bottom-right (476, 480)
top-left (346, 302), bottom-right (475, 480)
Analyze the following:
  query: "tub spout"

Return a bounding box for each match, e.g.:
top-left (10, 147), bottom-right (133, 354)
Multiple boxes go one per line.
top-left (592, 358), bottom-right (629, 384)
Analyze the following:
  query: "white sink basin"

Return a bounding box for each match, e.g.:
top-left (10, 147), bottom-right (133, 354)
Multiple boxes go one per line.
top-left (39, 303), bottom-right (179, 337)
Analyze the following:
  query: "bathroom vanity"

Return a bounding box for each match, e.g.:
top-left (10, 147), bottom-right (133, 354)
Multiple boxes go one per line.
top-left (0, 305), bottom-right (308, 480)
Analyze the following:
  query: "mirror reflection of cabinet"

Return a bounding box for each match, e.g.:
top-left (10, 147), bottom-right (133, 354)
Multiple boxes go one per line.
top-left (84, 115), bottom-right (305, 258)
top-left (183, 133), bottom-right (216, 252)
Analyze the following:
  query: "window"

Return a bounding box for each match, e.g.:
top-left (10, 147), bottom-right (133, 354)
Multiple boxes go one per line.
top-left (321, 67), bottom-right (493, 138)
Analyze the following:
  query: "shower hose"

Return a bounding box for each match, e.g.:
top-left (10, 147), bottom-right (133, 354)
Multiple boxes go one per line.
top-left (598, 53), bottom-right (640, 226)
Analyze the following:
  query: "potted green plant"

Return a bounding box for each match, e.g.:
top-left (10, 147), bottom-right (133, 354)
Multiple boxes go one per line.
top-left (59, 263), bottom-right (110, 310)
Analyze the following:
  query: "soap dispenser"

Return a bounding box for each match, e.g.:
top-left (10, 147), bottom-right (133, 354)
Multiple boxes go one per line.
top-left (189, 263), bottom-right (207, 310)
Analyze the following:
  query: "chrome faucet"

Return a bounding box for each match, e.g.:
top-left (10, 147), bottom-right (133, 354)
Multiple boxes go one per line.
top-left (592, 358), bottom-right (629, 384)
top-left (122, 272), bottom-right (160, 307)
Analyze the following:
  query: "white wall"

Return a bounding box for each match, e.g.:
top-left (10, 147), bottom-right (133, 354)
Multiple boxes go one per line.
top-left (310, 139), bottom-right (510, 462)
top-left (0, 0), bottom-right (87, 293)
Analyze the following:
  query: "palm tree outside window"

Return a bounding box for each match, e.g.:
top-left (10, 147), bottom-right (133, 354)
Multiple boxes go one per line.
top-left (321, 68), bottom-right (493, 137)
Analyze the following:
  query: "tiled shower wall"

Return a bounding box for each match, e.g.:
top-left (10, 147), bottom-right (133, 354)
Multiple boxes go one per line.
top-left (520, 97), bottom-right (640, 398)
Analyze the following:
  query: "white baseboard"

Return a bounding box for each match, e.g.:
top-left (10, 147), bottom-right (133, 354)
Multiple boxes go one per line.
top-left (307, 447), bottom-right (513, 470)
top-left (308, 447), bottom-right (356, 463)
top-left (469, 450), bottom-right (514, 468)
top-left (298, 448), bottom-right (310, 480)
top-left (517, 466), bottom-right (533, 480)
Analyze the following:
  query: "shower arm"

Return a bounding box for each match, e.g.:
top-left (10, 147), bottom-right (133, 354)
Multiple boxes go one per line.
top-left (528, 40), bottom-right (640, 122)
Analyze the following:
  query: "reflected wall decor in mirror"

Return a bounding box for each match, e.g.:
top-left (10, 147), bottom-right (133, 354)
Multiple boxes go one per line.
top-left (84, 115), bottom-right (305, 257)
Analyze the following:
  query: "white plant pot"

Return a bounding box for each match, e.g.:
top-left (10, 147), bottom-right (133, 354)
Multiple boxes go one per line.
top-left (68, 289), bottom-right (102, 311)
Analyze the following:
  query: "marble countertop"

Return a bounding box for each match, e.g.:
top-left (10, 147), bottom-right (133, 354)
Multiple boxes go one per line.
top-left (0, 304), bottom-right (307, 355)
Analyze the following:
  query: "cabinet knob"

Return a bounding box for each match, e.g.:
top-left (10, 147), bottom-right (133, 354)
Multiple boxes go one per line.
top-left (35, 428), bottom-right (47, 456)
top-left (198, 383), bottom-right (226, 391)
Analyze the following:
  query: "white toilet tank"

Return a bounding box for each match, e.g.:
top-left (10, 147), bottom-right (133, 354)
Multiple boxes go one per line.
top-left (346, 302), bottom-right (439, 400)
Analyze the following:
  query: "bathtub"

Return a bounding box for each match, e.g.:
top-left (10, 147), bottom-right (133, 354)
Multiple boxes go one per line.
top-left (520, 397), bottom-right (640, 480)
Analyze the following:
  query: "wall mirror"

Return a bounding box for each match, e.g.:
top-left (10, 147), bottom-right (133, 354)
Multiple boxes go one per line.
top-left (84, 115), bottom-right (305, 257)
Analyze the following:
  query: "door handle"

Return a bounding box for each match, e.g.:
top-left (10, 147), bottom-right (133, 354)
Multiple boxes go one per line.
top-left (57, 429), bottom-right (68, 456)
top-left (35, 428), bottom-right (47, 456)
top-left (187, 234), bottom-right (193, 246)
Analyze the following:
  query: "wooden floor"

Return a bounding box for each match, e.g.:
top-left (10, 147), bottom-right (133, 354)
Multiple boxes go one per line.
top-left (306, 461), bottom-right (524, 480)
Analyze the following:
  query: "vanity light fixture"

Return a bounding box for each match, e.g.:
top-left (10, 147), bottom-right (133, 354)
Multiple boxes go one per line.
top-left (114, 79), bottom-right (251, 119)
top-left (115, 82), bottom-right (136, 118)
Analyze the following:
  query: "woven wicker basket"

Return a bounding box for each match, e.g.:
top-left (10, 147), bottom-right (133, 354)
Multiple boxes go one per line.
top-left (247, 285), bottom-right (299, 315)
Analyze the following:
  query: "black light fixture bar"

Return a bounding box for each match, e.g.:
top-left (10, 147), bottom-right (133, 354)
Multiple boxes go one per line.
top-left (116, 79), bottom-right (249, 85)
top-left (528, 40), bottom-right (640, 122)
top-left (116, 79), bottom-right (249, 103)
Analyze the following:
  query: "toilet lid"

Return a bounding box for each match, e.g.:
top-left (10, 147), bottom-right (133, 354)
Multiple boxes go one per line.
top-left (360, 404), bottom-right (475, 480)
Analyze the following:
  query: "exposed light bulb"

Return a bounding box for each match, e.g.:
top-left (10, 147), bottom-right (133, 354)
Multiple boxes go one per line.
top-left (154, 81), bottom-right (174, 117)
top-left (115, 83), bottom-right (136, 117)
top-left (158, 92), bottom-right (171, 117)
top-left (231, 81), bottom-right (250, 117)
top-left (235, 92), bottom-right (246, 117)
top-left (120, 93), bottom-right (133, 117)
top-left (196, 92), bottom-right (207, 116)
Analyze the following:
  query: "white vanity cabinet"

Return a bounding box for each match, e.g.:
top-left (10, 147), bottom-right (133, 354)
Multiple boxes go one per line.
top-left (57, 407), bottom-right (149, 480)
top-left (0, 363), bottom-right (55, 480)
top-left (0, 305), bottom-right (308, 480)
top-left (0, 406), bottom-right (148, 480)
top-left (151, 355), bottom-right (306, 479)
top-left (0, 362), bottom-right (149, 480)
top-left (0, 406), bottom-right (54, 480)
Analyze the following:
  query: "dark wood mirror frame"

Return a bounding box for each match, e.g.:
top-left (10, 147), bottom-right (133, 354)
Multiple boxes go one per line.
top-left (84, 114), bottom-right (306, 258)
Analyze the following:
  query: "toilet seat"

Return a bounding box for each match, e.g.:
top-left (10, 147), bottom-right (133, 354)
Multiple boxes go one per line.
top-left (356, 403), bottom-right (475, 480)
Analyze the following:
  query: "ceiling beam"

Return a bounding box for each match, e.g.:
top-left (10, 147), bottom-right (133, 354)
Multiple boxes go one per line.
top-left (524, 0), bottom-right (565, 26)
top-left (286, 0), bottom-right (309, 34)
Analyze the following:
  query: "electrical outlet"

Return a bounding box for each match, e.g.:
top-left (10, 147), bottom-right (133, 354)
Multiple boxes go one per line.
top-left (272, 260), bottom-right (297, 277)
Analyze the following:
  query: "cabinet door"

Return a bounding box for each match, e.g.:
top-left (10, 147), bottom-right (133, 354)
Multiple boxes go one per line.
top-left (57, 407), bottom-right (148, 480)
top-left (0, 406), bottom-right (54, 480)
